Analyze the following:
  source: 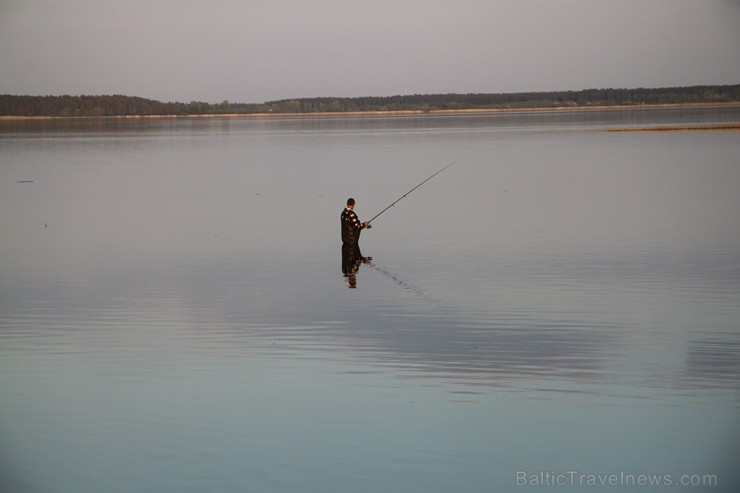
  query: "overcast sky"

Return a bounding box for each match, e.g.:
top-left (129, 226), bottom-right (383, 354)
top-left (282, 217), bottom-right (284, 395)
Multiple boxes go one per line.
top-left (0, 0), bottom-right (738, 104)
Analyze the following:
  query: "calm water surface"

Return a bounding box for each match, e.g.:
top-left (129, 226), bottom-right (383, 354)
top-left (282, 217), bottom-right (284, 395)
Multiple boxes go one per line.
top-left (1, 107), bottom-right (740, 492)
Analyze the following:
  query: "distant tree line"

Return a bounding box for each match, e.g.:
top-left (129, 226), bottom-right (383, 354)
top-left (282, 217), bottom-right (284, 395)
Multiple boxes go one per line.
top-left (264, 85), bottom-right (740, 113)
top-left (0, 94), bottom-right (265, 117)
top-left (1, 85), bottom-right (738, 117)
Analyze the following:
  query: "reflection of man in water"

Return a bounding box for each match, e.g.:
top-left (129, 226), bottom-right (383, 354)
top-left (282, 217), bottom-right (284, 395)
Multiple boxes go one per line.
top-left (341, 197), bottom-right (371, 287)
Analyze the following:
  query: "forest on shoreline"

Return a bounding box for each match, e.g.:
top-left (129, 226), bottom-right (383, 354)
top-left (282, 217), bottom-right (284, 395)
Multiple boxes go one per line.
top-left (1, 84), bottom-right (739, 117)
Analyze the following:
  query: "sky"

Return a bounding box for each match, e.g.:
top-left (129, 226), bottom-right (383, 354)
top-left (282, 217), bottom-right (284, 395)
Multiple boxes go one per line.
top-left (0, 0), bottom-right (738, 104)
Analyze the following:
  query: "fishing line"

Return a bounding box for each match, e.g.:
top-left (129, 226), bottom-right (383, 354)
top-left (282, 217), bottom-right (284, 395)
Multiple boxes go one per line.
top-left (369, 262), bottom-right (440, 306)
top-left (359, 162), bottom-right (456, 306)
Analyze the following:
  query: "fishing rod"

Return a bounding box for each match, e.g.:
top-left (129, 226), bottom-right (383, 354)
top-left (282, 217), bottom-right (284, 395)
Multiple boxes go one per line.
top-left (366, 162), bottom-right (454, 228)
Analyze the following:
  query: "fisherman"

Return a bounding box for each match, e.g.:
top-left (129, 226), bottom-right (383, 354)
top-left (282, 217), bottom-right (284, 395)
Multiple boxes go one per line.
top-left (341, 198), bottom-right (369, 281)
top-left (341, 197), bottom-right (368, 254)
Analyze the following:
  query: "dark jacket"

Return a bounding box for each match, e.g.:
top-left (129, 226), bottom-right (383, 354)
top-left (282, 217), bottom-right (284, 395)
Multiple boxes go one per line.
top-left (341, 207), bottom-right (364, 245)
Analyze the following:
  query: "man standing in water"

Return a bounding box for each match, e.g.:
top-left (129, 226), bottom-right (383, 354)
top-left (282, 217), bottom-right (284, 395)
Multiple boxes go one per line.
top-left (341, 198), bottom-right (370, 284)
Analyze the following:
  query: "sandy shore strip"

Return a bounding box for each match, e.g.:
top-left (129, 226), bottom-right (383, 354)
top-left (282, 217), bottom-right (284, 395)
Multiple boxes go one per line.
top-left (602, 123), bottom-right (740, 132)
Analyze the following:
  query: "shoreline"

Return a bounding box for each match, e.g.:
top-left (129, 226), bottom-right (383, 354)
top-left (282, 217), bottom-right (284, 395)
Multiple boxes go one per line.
top-left (602, 123), bottom-right (740, 132)
top-left (1, 101), bottom-right (739, 121)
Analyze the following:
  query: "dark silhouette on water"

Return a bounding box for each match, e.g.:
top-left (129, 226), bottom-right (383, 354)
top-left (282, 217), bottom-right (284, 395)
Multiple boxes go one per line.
top-left (341, 197), bottom-right (371, 288)
top-left (341, 245), bottom-right (372, 288)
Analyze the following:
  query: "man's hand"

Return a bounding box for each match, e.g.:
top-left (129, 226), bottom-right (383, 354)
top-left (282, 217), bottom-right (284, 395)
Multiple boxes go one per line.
top-left (362, 221), bottom-right (371, 229)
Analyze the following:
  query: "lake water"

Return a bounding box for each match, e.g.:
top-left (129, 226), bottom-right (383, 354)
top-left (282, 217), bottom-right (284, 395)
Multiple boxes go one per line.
top-left (1, 107), bottom-right (739, 492)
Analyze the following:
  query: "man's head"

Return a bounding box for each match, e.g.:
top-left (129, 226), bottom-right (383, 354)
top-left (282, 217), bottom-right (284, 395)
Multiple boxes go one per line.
top-left (346, 198), bottom-right (355, 209)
